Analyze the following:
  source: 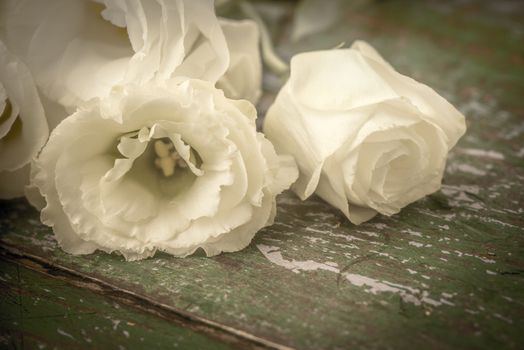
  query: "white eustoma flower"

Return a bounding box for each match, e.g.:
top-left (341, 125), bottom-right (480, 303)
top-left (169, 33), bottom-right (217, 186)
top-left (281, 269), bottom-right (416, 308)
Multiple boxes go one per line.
top-left (31, 79), bottom-right (297, 260)
top-left (0, 41), bottom-right (48, 199)
top-left (264, 41), bottom-right (466, 224)
top-left (217, 18), bottom-right (262, 104)
top-left (1, 0), bottom-right (230, 111)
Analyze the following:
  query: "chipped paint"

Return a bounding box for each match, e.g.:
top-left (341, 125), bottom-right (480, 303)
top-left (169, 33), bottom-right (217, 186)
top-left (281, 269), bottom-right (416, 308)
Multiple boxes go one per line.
top-left (447, 163), bottom-right (487, 176)
top-left (458, 148), bottom-right (505, 160)
top-left (257, 245), bottom-right (453, 308)
top-left (57, 329), bottom-right (75, 340)
top-left (257, 244), bottom-right (339, 273)
top-left (402, 229), bottom-right (423, 237)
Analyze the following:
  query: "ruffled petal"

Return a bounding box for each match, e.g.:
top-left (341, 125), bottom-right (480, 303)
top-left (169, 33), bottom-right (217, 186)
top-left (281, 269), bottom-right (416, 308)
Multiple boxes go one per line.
top-left (31, 79), bottom-right (290, 259)
top-left (3, 0), bottom-right (230, 111)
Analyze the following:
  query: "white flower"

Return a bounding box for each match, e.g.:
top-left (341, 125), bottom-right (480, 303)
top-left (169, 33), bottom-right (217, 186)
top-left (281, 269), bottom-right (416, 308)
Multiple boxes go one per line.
top-left (264, 41), bottom-right (466, 224)
top-left (0, 41), bottom-right (48, 199)
top-left (217, 18), bottom-right (262, 104)
top-left (31, 79), bottom-right (297, 260)
top-left (1, 0), bottom-right (230, 111)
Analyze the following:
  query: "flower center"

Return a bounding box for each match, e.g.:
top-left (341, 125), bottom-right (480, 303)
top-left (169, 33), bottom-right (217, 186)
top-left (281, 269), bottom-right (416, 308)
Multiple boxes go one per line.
top-left (153, 139), bottom-right (188, 177)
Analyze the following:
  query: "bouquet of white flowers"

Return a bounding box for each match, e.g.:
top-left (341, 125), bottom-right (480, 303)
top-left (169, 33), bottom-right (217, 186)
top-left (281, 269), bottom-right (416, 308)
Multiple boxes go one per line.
top-left (0, 0), bottom-right (465, 260)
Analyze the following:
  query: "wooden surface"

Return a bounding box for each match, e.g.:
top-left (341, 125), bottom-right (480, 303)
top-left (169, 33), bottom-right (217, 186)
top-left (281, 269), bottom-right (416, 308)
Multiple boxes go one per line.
top-left (0, 258), bottom-right (234, 349)
top-left (1, 1), bottom-right (524, 349)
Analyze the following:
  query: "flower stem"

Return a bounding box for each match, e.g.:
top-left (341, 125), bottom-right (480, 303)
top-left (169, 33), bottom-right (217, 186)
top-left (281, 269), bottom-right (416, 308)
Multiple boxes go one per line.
top-left (238, 0), bottom-right (290, 76)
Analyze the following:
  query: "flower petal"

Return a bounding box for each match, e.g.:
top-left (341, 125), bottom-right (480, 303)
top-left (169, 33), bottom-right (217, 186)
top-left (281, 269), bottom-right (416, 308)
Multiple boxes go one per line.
top-left (264, 41), bottom-right (466, 225)
top-left (217, 18), bottom-right (262, 103)
top-left (0, 41), bottom-right (48, 196)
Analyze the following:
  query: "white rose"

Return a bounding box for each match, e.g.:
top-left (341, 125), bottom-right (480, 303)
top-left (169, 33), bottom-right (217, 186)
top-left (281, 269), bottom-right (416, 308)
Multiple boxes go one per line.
top-left (1, 0), bottom-right (230, 111)
top-left (264, 41), bottom-right (466, 224)
top-left (0, 41), bottom-right (48, 199)
top-left (31, 79), bottom-right (297, 260)
top-left (217, 18), bottom-right (262, 104)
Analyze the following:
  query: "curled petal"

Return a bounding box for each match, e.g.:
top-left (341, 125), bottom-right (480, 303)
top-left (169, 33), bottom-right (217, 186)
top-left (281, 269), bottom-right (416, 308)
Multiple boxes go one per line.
top-left (265, 41), bottom-right (466, 224)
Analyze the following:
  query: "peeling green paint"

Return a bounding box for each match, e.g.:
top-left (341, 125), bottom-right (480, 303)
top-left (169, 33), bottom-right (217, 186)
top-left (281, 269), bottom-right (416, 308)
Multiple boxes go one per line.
top-left (0, 259), bottom-right (234, 350)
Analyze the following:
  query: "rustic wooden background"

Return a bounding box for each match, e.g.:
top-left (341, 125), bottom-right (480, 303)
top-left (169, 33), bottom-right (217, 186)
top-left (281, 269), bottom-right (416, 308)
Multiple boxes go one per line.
top-left (1, 0), bottom-right (523, 349)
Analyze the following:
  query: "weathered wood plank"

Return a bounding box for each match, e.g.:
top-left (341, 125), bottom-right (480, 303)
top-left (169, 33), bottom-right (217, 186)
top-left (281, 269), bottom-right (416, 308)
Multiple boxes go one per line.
top-left (1, 0), bottom-right (523, 349)
top-left (0, 257), bottom-right (235, 349)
